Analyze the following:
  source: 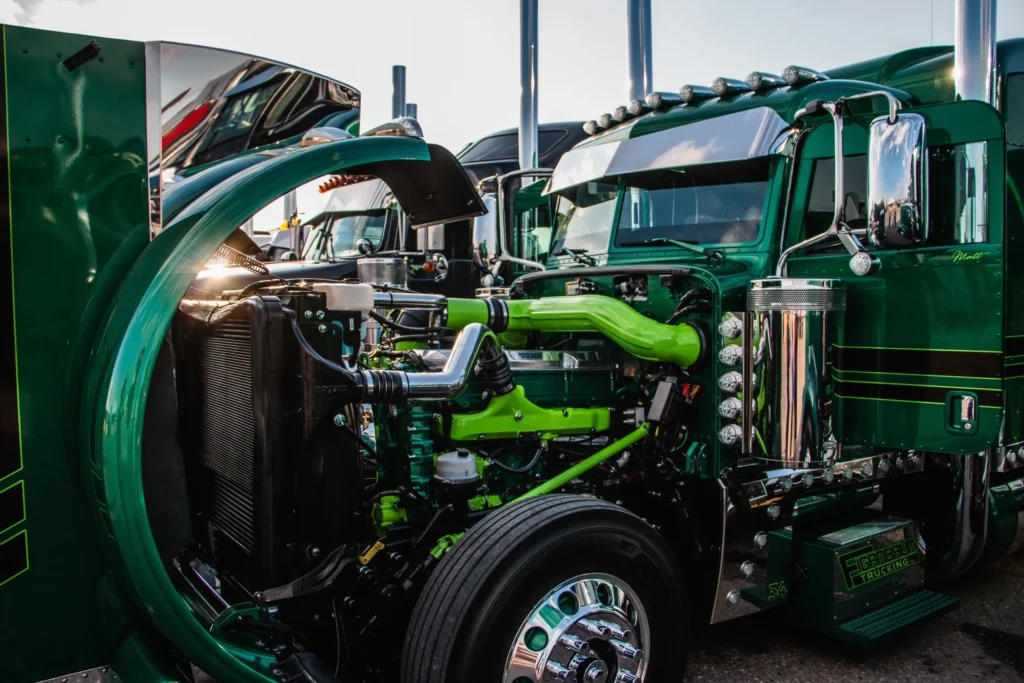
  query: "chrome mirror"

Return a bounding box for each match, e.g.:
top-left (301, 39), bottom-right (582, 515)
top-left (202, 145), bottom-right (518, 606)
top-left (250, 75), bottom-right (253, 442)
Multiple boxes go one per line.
top-left (472, 194), bottom-right (500, 284)
top-left (867, 112), bottom-right (927, 248)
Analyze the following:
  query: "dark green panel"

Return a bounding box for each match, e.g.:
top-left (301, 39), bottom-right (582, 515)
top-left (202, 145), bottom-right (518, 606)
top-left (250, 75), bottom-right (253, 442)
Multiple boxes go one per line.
top-left (0, 479), bottom-right (25, 536)
top-left (1, 25), bottom-right (150, 681)
top-left (0, 529), bottom-right (28, 586)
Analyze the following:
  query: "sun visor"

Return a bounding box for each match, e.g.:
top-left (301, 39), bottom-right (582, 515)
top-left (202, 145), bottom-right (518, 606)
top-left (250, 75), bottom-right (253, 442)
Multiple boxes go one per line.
top-left (358, 144), bottom-right (487, 228)
top-left (546, 106), bottom-right (789, 194)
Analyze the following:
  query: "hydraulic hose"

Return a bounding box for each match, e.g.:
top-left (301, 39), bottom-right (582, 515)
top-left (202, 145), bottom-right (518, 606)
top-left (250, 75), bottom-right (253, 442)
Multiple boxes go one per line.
top-left (514, 423), bottom-right (650, 501)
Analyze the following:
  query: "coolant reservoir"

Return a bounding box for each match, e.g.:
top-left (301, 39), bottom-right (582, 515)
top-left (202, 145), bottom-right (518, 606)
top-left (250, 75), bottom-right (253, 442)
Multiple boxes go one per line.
top-left (747, 279), bottom-right (845, 466)
top-left (433, 450), bottom-right (479, 484)
top-left (312, 282), bottom-right (375, 312)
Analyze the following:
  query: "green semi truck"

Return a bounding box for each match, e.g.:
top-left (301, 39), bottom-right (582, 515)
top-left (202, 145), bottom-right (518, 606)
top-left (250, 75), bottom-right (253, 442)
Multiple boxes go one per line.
top-left (4, 4), bottom-right (1024, 682)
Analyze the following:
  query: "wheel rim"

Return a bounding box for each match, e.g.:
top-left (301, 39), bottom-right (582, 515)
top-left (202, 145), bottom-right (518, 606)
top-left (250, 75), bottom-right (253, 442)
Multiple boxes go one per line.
top-left (504, 572), bottom-right (650, 683)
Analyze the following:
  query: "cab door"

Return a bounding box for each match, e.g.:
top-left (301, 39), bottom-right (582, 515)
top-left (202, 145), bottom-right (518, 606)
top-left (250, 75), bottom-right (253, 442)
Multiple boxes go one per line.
top-left (786, 101), bottom-right (1006, 455)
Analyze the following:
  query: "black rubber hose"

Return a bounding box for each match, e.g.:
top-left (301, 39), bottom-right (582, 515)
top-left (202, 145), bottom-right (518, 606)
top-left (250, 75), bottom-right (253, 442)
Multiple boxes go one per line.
top-left (666, 300), bottom-right (712, 325)
top-left (369, 310), bottom-right (453, 335)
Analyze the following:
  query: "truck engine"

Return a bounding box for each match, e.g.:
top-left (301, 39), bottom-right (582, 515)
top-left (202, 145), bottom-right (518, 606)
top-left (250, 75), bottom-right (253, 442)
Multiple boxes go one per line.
top-left (166, 257), bottom-right (716, 680)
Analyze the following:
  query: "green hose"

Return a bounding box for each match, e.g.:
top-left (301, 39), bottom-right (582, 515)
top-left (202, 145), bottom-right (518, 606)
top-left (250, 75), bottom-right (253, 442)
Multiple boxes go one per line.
top-left (514, 423), bottom-right (650, 502)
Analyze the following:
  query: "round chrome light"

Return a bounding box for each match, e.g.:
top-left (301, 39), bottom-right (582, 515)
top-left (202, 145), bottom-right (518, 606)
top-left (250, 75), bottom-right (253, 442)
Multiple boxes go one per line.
top-left (718, 371), bottom-right (742, 393)
top-left (753, 531), bottom-right (768, 548)
top-left (849, 251), bottom-right (876, 276)
top-left (823, 468), bottom-right (835, 484)
top-left (745, 71), bottom-right (764, 90)
top-left (779, 477), bottom-right (793, 493)
top-left (1008, 449), bottom-right (1019, 464)
top-left (726, 590), bottom-right (740, 605)
top-left (598, 113), bottom-right (614, 128)
top-left (718, 344), bottom-right (743, 366)
top-left (782, 65), bottom-right (801, 85)
top-left (583, 120), bottom-right (599, 135)
top-left (860, 461), bottom-right (874, 477)
top-left (613, 105), bottom-right (630, 121)
top-left (802, 472), bottom-right (814, 488)
top-left (718, 424), bottom-right (743, 445)
top-left (680, 84), bottom-right (696, 103)
top-left (878, 458), bottom-right (892, 474)
top-left (711, 77), bottom-right (729, 96)
top-left (842, 465), bottom-right (853, 481)
top-left (718, 317), bottom-right (743, 339)
top-left (718, 397), bottom-right (743, 419)
top-left (766, 504), bottom-right (781, 520)
top-left (740, 561), bottom-right (755, 578)
top-left (645, 91), bottom-right (663, 109)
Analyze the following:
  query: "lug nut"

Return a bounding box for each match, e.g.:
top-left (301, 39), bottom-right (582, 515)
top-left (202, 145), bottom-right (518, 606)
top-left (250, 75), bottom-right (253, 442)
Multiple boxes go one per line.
top-left (579, 618), bottom-right (612, 639)
top-left (802, 472), bottom-right (814, 488)
top-left (860, 461), bottom-right (874, 477)
top-left (558, 634), bottom-right (591, 653)
top-left (609, 638), bottom-right (641, 660)
top-left (753, 531), bottom-right (768, 548)
top-left (544, 661), bottom-right (572, 681)
top-left (740, 561), bottom-right (756, 578)
top-left (779, 477), bottom-right (793, 493)
top-left (878, 458), bottom-right (891, 474)
top-left (767, 504), bottom-right (781, 520)
top-left (726, 590), bottom-right (740, 605)
top-left (823, 468), bottom-right (835, 484)
top-left (600, 620), bottom-right (630, 640)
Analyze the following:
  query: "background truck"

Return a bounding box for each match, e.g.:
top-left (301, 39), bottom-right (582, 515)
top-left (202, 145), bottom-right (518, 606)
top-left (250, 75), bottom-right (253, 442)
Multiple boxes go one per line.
top-left (5, 2), bottom-right (1024, 683)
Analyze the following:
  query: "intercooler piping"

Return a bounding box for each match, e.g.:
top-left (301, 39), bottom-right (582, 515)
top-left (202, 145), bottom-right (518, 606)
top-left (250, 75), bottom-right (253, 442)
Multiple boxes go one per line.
top-left (291, 314), bottom-right (510, 403)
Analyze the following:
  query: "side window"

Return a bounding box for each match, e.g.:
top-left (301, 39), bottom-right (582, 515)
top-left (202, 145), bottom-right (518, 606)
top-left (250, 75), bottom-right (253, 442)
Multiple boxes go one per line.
top-left (803, 148), bottom-right (974, 249)
top-left (802, 155), bottom-right (868, 238)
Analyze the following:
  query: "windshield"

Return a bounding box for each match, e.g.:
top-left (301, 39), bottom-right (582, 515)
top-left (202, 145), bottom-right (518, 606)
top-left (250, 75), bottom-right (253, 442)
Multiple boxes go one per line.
top-left (549, 181), bottom-right (618, 256)
top-left (303, 210), bottom-right (390, 260)
top-left (614, 159), bottom-right (769, 247)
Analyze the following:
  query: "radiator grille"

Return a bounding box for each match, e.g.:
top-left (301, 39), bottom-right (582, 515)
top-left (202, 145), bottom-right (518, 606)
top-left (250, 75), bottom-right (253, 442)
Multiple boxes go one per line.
top-left (198, 319), bottom-right (257, 555)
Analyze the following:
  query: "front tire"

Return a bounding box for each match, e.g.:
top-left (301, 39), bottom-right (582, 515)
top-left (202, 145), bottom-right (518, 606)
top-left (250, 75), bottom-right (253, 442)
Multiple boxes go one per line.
top-left (401, 494), bottom-right (689, 683)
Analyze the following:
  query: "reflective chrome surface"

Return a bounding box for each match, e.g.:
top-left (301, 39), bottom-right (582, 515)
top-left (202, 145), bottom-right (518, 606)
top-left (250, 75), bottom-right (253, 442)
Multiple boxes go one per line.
top-left (404, 324), bottom-right (503, 400)
top-left (300, 126), bottom-right (354, 148)
top-left (867, 113), bottom-right (927, 247)
top-left (358, 258), bottom-right (408, 288)
top-left (548, 107), bottom-right (789, 194)
top-left (519, 0), bottom-right (540, 170)
top-left (149, 42), bottom-right (359, 234)
top-left (473, 193), bottom-right (501, 281)
top-left (504, 573), bottom-right (649, 683)
top-left (361, 117), bottom-right (423, 138)
top-left (933, 450), bottom-right (990, 579)
top-left (746, 280), bottom-right (845, 466)
top-left (953, 0), bottom-right (996, 243)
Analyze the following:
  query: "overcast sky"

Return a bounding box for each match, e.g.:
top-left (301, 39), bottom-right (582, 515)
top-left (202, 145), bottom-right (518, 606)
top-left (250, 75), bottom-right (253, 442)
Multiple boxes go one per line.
top-left (2, 0), bottom-right (1022, 229)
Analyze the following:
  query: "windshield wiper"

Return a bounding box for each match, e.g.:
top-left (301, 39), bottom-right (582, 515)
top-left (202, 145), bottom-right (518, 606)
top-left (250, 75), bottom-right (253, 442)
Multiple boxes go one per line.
top-left (558, 247), bottom-right (597, 265)
top-left (621, 237), bottom-right (724, 263)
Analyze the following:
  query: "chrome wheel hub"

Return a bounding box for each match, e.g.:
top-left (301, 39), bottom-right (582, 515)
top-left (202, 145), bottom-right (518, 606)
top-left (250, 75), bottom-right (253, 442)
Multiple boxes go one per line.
top-left (504, 573), bottom-right (649, 683)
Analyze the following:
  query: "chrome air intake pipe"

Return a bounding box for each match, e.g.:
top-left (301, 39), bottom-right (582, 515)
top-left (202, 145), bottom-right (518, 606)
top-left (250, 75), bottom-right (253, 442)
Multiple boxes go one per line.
top-left (293, 316), bottom-right (510, 404)
top-left (372, 291), bottom-right (447, 309)
top-left (742, 279), bottom-right (845, 463)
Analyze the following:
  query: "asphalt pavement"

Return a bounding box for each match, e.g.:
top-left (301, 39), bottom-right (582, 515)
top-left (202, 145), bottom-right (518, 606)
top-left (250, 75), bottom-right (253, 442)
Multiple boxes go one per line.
top-left (687, 552), bottom-right (1024, 682)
